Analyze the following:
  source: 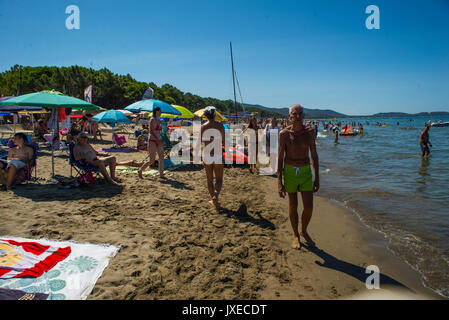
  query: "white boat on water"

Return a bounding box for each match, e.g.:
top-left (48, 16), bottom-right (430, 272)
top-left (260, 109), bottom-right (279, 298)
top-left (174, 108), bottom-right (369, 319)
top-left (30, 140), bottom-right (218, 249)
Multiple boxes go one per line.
top-left (431, 120), bottom-right (449, 127)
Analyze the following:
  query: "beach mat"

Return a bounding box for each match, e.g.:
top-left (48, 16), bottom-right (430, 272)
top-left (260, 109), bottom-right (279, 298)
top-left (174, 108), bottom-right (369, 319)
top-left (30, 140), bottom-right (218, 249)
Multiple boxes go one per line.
top-left (116, 159), bottom-right (185, 176)
top-left (0, 236), bottom-right (119, 300)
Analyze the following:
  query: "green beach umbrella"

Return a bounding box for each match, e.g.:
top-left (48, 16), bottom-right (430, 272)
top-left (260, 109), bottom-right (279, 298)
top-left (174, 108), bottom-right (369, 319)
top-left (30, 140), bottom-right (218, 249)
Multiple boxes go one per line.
top-left (0, 91), bottom-right (99, 178)
top-left (0, 91), bottom-right (99, 110)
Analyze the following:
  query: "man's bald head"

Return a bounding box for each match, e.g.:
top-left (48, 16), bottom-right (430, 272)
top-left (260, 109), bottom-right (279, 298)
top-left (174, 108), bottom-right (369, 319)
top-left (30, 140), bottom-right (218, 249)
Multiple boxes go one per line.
top-left (289, 104), bottom-right (304, 114)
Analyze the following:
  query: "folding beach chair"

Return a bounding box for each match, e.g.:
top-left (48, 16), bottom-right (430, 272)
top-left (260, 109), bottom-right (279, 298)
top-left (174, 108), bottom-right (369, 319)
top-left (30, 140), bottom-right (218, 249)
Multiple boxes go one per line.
top-left (0, 141), bottom-right (39, 186)
top-left (68, 141), bottom-right (99, 181)
top-left (0, 148), bottom-right (7, 160)
top-left (25, 142), bottom-right (39, 182)
top-left (112, 133), bottom-right (127, 148)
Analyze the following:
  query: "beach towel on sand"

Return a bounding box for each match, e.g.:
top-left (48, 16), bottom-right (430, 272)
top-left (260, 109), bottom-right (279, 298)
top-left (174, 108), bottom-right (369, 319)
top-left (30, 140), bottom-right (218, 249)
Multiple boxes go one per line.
top-left (0, 239), bottom-right (71, 279)
top-left (0, 237), bottom-right (119, 300)
top-left (97, 147), bottom-right (139, 153)
top-left (0, 288), bottom-right (49, 300)
top-left (116, 159), bottom-right (185, 176)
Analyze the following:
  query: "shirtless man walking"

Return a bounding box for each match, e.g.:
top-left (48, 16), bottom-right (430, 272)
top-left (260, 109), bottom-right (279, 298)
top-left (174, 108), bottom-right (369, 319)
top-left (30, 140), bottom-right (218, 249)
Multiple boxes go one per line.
top-left (278, 104), bottom-right (320, 249)
top-left (196, 106), bottom-right (226, 212)
top-left (420, 123), bottom-right (432, 158)
top-left (0, 133), bottom-right (34, 190)
top-left (73, 132), bottom-right (120, 185)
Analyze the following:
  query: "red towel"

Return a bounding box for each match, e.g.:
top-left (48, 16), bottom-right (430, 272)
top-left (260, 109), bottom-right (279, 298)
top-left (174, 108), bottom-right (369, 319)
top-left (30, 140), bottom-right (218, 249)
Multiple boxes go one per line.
top-left (58, 106), bottom-right (67, 121)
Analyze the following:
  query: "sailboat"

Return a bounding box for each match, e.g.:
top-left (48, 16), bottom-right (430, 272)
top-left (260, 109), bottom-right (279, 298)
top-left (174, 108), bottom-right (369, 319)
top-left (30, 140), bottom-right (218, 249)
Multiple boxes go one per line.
top-left (229, 42), bottom-right (247, 129)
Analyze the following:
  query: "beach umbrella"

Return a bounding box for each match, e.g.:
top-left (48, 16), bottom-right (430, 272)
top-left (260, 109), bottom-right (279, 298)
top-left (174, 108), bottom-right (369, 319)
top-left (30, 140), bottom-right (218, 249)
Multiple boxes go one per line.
top-left (172, 105), bottom-right (194, 119)
top-left (92, 110), bottom-right (131, 127)
top-left (194, 108), bottom-right (228, 122)
top-left (0, 91), bottom-right (99, 110)
top-left (124, 99), bottom-right (181, 115)
top-left (0, 105), bottom-right (43, 112)
top-left (0, 91), bottom-right (100, 178)
top-left (153, 105), bottom-right (194, 120)
top-left (116, 109), bottom-right (133, 116)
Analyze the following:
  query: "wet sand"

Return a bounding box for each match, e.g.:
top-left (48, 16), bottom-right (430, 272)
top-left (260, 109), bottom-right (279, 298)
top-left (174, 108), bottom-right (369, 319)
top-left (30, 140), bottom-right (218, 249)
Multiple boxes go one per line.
top-left (0, 130), bottom-right (442, 299)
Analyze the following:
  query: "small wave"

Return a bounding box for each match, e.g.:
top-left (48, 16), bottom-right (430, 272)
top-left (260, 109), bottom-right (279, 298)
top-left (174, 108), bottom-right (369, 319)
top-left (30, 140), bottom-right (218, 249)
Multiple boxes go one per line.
top-left (320, 168), bottom-right (331, 174)
top-left (359, 187), bottom-right (402, 198)
top-left (317, 132), bottom-right (328, 138)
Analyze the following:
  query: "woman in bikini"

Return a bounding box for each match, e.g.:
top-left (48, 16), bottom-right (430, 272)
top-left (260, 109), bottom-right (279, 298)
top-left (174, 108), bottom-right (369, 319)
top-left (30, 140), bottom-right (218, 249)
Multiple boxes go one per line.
top-left (138, 107), bottom-right (165, 179)
top-left (243, 117), bottom-right (260, 174)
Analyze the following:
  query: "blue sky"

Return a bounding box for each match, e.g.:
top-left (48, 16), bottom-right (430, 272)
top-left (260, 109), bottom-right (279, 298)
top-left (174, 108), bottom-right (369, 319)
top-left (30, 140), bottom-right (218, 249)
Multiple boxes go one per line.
top-left (0, 0), bottom-right (448, 115)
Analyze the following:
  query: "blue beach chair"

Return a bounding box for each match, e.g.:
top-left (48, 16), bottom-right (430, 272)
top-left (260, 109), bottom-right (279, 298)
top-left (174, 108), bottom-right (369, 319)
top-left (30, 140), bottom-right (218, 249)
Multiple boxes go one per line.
top-left (68, 141), bottom-right (99, 179)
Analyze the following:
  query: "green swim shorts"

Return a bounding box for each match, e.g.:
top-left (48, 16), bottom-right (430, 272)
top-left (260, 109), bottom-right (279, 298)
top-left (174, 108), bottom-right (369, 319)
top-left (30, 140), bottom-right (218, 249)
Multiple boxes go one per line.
top-left (282, 164), bottom-right (313, 193)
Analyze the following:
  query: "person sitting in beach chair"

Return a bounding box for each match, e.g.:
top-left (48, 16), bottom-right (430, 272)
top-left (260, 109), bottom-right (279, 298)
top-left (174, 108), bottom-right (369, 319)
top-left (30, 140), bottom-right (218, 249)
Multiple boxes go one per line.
top-left (36, 119), bottom-right (49, 141)
top-left (136, 130), bottom-right (148, 151)
top-left (0, 133), bottom-right (38, 191)
top-left (86, 114), bottom-right (102, 140)
top-left (67, 121), bottom-right (81, 144)
top-left (71, 132), bottom-right (121, 185)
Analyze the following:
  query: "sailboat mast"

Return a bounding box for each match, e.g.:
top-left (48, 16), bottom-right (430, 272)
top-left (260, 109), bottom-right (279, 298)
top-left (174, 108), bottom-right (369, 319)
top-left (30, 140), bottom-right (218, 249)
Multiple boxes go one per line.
top-left (230, 42), bottom-right (237, 123)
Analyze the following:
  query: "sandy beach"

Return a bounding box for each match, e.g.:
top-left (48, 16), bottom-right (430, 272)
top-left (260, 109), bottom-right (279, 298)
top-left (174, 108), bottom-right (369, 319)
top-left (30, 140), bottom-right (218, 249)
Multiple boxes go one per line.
top-left (0, 130), bottom-right (442, 300)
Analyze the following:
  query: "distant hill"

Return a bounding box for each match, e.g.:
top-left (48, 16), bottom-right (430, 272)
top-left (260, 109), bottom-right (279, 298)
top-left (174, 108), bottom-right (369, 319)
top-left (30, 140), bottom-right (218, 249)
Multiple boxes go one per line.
top-left (243, 103), bottom-right (348, 119)
top-left (371, 112), bottom-right (449, 118)
top-left (244, 103), bottom-right (449, 119)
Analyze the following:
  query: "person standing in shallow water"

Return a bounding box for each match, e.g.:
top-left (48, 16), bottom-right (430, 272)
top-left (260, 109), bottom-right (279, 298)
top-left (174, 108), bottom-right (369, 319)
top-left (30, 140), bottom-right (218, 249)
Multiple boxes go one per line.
top-left (420, 123), bottom-right (432, 158)
top-left (278, 104), bottom-right (319, 249)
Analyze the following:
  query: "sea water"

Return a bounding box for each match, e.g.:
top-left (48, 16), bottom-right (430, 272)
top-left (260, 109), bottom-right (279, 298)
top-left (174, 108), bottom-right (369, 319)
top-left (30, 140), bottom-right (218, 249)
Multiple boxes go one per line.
top-left (316, 115), bottom-right (449, 298)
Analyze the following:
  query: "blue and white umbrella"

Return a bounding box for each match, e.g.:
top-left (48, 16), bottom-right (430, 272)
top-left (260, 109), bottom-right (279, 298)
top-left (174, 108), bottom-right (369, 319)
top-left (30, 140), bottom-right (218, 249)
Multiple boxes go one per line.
top-left (92, 110), bottom-right (131, 127)
top-left (124, 99), bottom-right (181, 115)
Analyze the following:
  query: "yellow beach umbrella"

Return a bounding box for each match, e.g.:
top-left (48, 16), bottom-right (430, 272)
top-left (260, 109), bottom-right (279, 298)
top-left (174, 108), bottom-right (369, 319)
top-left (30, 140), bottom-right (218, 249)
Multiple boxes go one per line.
top-left (147, 105), bottom-right (195, 119)
top-left (194, 108), bottom-right (228, 122)
top-left (172, 105), bottom-right (194, 119)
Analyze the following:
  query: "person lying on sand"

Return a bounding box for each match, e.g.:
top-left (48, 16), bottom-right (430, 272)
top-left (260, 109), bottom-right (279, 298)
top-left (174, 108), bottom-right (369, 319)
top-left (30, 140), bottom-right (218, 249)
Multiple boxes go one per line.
top-left (278, 104), bottom-right (320, 249)
top-left (73, 132), bottom-right (121, 185)
top-left (0, 133), bottom-right (34, 191)
top-left (195, 106), bottom-right (226, 212)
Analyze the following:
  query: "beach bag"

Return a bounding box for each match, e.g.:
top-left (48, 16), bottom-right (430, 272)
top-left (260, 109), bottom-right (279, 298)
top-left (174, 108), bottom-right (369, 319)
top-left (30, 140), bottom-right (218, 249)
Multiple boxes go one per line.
top-left (77, 171), bottom-right (96, 184)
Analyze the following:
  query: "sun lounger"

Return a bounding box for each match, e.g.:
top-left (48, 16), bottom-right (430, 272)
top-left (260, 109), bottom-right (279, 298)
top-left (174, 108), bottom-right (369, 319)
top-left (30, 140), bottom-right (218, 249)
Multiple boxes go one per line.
top-left (8, 124), bottom-right (34, 135)
top-left (0, 125), bottom-right (14, 138)
top-left (99, 123), bottom-right (122, 133)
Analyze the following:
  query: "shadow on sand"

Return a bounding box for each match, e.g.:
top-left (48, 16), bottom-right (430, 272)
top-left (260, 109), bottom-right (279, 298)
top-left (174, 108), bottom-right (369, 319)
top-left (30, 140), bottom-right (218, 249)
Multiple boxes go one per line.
top-left (158, 177), bottom-right (194, 190)
top-left (219, 203), bottom-right (276, 231)
top-left (303, 244), bottom-right (415, 294)
top-left (10, 181), bottom-right (124, 202)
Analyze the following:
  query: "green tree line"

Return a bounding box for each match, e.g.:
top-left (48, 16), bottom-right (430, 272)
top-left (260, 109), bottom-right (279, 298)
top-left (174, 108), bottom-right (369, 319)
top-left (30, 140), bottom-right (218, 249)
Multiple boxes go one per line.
top-left (0, 65), bottom-right (259, 116)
